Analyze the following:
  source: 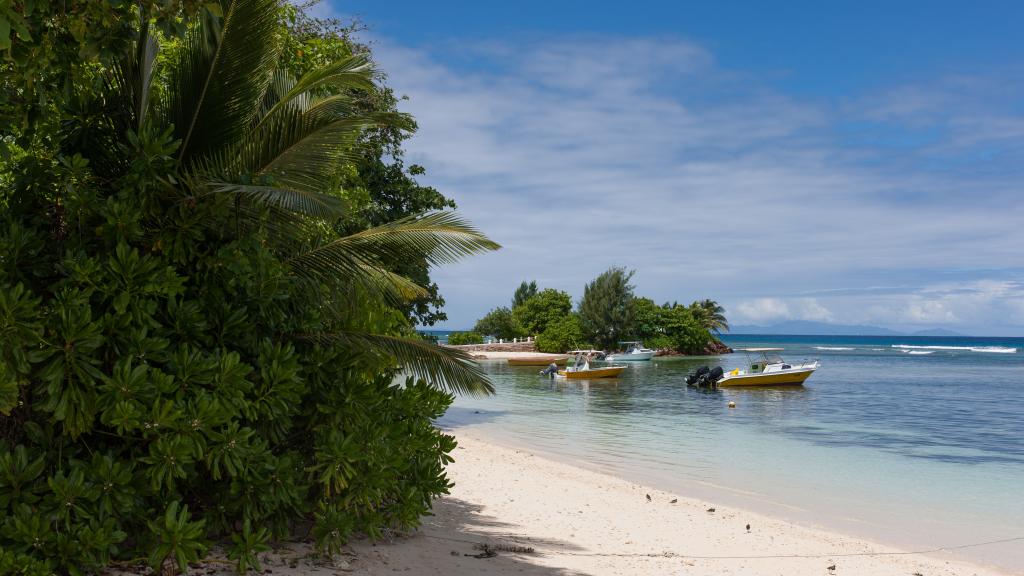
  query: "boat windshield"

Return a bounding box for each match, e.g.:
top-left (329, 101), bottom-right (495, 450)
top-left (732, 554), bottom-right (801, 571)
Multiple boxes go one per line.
top-left (763, 353), bottom-right (784, 364)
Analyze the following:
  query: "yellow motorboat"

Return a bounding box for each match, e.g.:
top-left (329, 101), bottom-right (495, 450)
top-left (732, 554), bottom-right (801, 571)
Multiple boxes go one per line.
top-left (554, 350), bottom-right (626, 379)
top-left (557, 365), bottom-right (627, 379)
top-left (717, 348), bottom-right (819, 387)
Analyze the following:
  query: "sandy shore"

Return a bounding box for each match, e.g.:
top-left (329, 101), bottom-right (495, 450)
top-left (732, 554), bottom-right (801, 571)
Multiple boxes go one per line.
top-left (123, 431), bottom-right (1012, 575)
top-left (339, 431), bottom-right (1010, 576)
top-left (470, 351), bottom-right (567, 360)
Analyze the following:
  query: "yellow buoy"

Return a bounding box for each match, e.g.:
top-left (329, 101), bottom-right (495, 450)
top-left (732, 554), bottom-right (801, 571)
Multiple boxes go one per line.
top-left (728, 401), bottom-right (736, 408)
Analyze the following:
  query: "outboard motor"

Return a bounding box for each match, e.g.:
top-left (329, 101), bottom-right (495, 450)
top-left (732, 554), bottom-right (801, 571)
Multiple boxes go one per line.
top-left (539, 363), bottom-right (559, 379)
top-left (686, 366), bottom-right (710, 386)
top-left (707, 366), bottom-right (724, 388)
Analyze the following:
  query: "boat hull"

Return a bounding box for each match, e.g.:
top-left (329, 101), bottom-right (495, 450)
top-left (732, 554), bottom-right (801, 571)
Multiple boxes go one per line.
top-left (507, 356), bottom-right (569, 366)
top-left (605, 351), bottom-right (656, 361)
top-left (717, 368), bottom-right (816, 387)
top-left (557, 366), bottom-right (627, 379)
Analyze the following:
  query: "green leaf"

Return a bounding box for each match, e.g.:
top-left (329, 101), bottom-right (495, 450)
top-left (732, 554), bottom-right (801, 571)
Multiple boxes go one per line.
top-left (0, 16), bottom-right (11, 51)
top-left (204, 2), bottom-right (224, 17)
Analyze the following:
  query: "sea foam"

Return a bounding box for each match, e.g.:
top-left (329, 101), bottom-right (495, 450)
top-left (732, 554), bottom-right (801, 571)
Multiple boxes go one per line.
top-left (892, 344), bottom-right (1016, 354)
top-left (814, 346), bottom-right (855, 351)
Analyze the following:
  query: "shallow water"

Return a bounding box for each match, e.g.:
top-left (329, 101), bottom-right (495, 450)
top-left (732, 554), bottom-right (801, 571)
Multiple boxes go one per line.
top-left (439, 335), bottom-right (1024, 572)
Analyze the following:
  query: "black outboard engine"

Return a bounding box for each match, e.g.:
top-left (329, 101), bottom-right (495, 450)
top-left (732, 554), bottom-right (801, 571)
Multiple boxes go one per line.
top-left (686, 366), bottom-right (710, 386)
top-left (539, 363), bottom-right (559, 379)
top-left (707, 366), bottom-right (724, 388)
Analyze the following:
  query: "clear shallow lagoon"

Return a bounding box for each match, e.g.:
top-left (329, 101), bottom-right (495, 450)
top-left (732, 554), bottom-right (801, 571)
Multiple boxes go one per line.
top-left (439, 335), bottom-right (1024, 572)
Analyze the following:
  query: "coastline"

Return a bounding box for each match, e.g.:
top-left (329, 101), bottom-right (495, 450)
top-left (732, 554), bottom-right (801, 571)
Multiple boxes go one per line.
top-left (343, 430), bottom-right (1012, 576)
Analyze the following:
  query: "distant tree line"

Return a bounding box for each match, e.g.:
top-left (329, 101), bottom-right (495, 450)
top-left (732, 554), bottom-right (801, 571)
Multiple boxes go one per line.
top-left (455, 268), bottom-right (729, 354)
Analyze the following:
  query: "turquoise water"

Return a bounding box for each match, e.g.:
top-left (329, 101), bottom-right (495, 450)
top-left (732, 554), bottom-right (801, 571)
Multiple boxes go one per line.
top-left (440, 335), bottom-right (1024, 572)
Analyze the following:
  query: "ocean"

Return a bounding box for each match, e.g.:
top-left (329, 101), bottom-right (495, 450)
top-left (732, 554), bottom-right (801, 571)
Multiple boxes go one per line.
top-left (438, 335), bottom-right (1024, 572)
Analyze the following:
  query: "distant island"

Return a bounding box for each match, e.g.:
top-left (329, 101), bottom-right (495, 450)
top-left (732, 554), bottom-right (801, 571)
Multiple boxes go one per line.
top-left (727, 320), bottom-right (965, 337)
top-left (449, 267), bottom-right (731, 355)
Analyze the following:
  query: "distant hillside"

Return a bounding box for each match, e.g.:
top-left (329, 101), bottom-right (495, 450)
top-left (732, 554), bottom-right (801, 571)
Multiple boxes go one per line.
top-left (729, 321), bottom-right (902, 336)
top-left (908, 328), bottom-right (964, 337)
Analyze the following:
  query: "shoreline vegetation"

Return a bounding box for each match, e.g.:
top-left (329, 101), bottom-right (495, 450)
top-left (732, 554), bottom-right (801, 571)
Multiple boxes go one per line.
top-left (1, 2), bottom-right (497, 573)
top-left (454, 271), bottom-right (733, 356)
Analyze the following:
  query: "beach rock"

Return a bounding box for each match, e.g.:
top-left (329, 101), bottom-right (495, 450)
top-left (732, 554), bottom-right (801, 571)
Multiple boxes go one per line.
top-left (652, 339), bottom-right (733, 357)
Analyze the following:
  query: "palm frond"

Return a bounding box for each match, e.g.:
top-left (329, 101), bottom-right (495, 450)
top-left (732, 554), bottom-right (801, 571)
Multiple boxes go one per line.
top-left (169, 0), bottom-right (282, 163)
top-left (286, 240), bottom-right (427, 308)
top-left (258, 54), bottom-right (376, 129)
top-left (201, 181), bottom-right (346, 219)
top-left (309, 332), bottom-right (493, 395)
top-left (252, 111), bottom-right (410, 192)
top-left (307, 212), bottom-right (501, 268)
top-left (111, 14), bottom-right (158, 133)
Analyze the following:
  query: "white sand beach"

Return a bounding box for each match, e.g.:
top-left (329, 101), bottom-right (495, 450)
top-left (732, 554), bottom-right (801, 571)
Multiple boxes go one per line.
top-left (341, 432), bottom-right (1011, 575)
top-left (212, 430), bottom-right (1013, 576)
top-left (469, 351), bottom-right (567, 360)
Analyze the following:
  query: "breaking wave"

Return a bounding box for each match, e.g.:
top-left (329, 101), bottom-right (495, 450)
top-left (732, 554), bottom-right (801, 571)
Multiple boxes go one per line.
top-left (814, 346), bottom-right (855, 351)
top-left (892, 345), bottom-right (1016, 354)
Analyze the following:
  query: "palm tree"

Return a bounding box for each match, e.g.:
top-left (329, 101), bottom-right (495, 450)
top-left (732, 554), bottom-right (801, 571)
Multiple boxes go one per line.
top-left (691, 299), bottom-right (729, 334)
top-left (72, 0), bottom-right (499, 394)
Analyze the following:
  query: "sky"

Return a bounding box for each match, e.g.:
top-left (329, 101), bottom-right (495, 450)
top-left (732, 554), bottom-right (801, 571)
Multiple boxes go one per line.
top-left (315, 1), bottom-right (1024, 335)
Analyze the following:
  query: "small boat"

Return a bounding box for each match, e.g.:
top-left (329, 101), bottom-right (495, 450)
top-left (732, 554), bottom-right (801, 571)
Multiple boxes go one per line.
top-left (716, 348), bottom-right (819, 387)
top-left (558, 365), bottom-right (627, 379)
top-left (606, 341), bottom-right (656, 362)
top-left (556, 351), bottom-right (626, 379)
top-left (566, 349), bottom-right (606, 360)
top-left (507, 355), bottom-right (569, 366)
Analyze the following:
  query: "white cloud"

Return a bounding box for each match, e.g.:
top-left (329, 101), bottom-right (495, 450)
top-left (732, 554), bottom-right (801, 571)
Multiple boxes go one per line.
top-left (734, 298), bottom-right (833, 324)
top-left (727, 280), bottom-right (1024, 333)
top-left (365, 36), bottom-right (1024, 333)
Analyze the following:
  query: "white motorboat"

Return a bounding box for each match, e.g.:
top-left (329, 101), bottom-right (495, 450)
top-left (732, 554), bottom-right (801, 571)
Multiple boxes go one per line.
top-left (716, 348), bottom-right (819, 386)
top-left (605, 341), bottom-right (656, 362)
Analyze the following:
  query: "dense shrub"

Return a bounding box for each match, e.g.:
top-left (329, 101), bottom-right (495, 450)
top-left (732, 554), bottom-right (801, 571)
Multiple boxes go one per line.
top-left (448, 332), bottom-right (485, 345)
top-left (579, 267), bottom-right (636, 349)
top-left (473, 307), bottom-right (523, 340)
top-left (512, 289), bottom-right (573, 335)
top-left (0, 1), bottom-right (494, 573)
top-left (536, 315), bottom-right (587, 353)
top-left (661, 306), bottom-right (714, 354)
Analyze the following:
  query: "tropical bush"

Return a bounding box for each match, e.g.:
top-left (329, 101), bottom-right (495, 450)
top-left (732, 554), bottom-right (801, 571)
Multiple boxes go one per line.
top-left (511, 280), bottom-right (538, 309)
top-left (447, 332), bottom-right (485, 345)
top-left (578, 267), bottom-right (637, 349)
top-left (0, 1), bottom-right (496, 573)
top-left (512, 288), bottom-right (573, 335)
top-left (473, 307), bottom-right (523, 340)
top-left (536, 315), bottom-right (587, 353)
top-left (661, 306), bottom-right (714, 354)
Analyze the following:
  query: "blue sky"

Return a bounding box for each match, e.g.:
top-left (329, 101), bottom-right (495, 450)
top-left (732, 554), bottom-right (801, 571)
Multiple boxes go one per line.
top-left (317, 1), bottom-right (1024, 335)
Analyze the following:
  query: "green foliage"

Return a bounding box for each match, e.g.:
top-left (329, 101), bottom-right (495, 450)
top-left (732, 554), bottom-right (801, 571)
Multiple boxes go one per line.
top-left (512, 289), bottom-right (573, 335)
top-left (578, 267), bottom-right (636, 350)
top-left (661, 306), bottom-right (714, 354)
top-left (148, 501), bottom-right (207, 574)
top-left (473, 307), bottom-right (523, 340)
top-left (447, 332), bottom-right (484, 346)
top-left (690, 299), bottom-right (729, 334)
top-left (276, 7), bottom-right (459, 328)
top-left (631, 297), bottom-right (663, 341)
top-left (228, 519), bottom-right (272, 574)
top-left (511, 280), bottom-right (538, 309)
top-left (536, 315), bottom-right (586, 353)
top-left (0, 1), bottom-right (496, 573)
